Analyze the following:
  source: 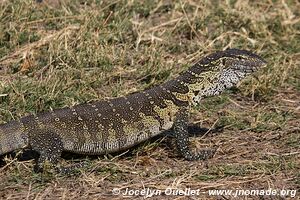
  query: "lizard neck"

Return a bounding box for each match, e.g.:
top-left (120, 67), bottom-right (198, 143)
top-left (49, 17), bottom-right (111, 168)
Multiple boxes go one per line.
top-left (162, 68), bottom-right (221, 107)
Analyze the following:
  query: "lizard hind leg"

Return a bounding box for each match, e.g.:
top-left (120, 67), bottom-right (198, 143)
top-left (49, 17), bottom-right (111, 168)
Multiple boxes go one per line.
top-left (173, 109), bottom-right (216, 161)
top-left (29, 129), bottom-right (64, 172)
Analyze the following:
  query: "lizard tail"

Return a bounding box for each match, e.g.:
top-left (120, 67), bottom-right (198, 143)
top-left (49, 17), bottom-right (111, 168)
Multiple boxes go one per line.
top-left (0, 120), bottom-right (28, 155)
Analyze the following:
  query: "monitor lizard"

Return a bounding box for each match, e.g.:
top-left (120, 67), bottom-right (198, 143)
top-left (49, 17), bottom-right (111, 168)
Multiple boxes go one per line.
top-left (0, 49), bottom-right (267, 172)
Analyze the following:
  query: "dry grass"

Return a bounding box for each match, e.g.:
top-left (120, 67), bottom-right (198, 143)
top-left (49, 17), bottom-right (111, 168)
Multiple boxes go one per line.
top-left (0, 0), bottom-right (299, 199)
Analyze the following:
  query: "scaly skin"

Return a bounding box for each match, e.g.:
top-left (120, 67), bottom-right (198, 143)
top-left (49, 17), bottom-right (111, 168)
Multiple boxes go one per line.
top-left (0, 49), bottom-right (267, 172)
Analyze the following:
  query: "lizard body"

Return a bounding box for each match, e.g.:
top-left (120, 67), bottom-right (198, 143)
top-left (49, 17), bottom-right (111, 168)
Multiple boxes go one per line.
top-left (0, 49), bottom-right (266, 171)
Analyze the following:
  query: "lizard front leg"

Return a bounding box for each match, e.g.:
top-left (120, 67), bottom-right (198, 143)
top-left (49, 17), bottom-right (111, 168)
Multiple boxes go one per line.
top-left (173, 108), bottom-right (216, 161)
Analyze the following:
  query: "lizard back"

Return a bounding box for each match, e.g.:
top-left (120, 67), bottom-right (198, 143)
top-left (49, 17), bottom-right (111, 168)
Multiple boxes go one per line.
top-left (20, 84), bottom-right (188, 155)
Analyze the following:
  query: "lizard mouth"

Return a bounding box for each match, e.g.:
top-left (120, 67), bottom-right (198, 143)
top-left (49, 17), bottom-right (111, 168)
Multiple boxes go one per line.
top-left (227, 49), bottom-right (267, 73)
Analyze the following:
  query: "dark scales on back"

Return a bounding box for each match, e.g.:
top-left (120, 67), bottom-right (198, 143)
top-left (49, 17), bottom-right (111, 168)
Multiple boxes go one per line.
top-left (0, 49), bottom-right (267, 172)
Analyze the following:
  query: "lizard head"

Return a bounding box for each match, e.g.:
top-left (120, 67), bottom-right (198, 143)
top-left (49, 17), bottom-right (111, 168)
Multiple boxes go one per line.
top-left (197, 48), bottom-right (267, 78)
top-left (216, 48), bottom-right (266, 73)
top-left (187, 48), bottom-right (267, 103)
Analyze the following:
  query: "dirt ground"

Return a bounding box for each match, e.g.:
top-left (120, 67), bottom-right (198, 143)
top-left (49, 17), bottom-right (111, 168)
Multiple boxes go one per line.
top-left (0, 0), bottom-right (299, 199)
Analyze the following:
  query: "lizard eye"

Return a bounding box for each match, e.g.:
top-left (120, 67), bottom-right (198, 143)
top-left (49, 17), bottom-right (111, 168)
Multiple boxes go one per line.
top-left (236, 55), bottom-right (245, 60)
top-left (221, 59), bottom-right (226, 66)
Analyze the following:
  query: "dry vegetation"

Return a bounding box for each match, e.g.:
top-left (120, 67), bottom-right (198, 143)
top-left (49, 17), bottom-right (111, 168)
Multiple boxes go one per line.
top-left (0, 0), bottom-right (299, 199)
